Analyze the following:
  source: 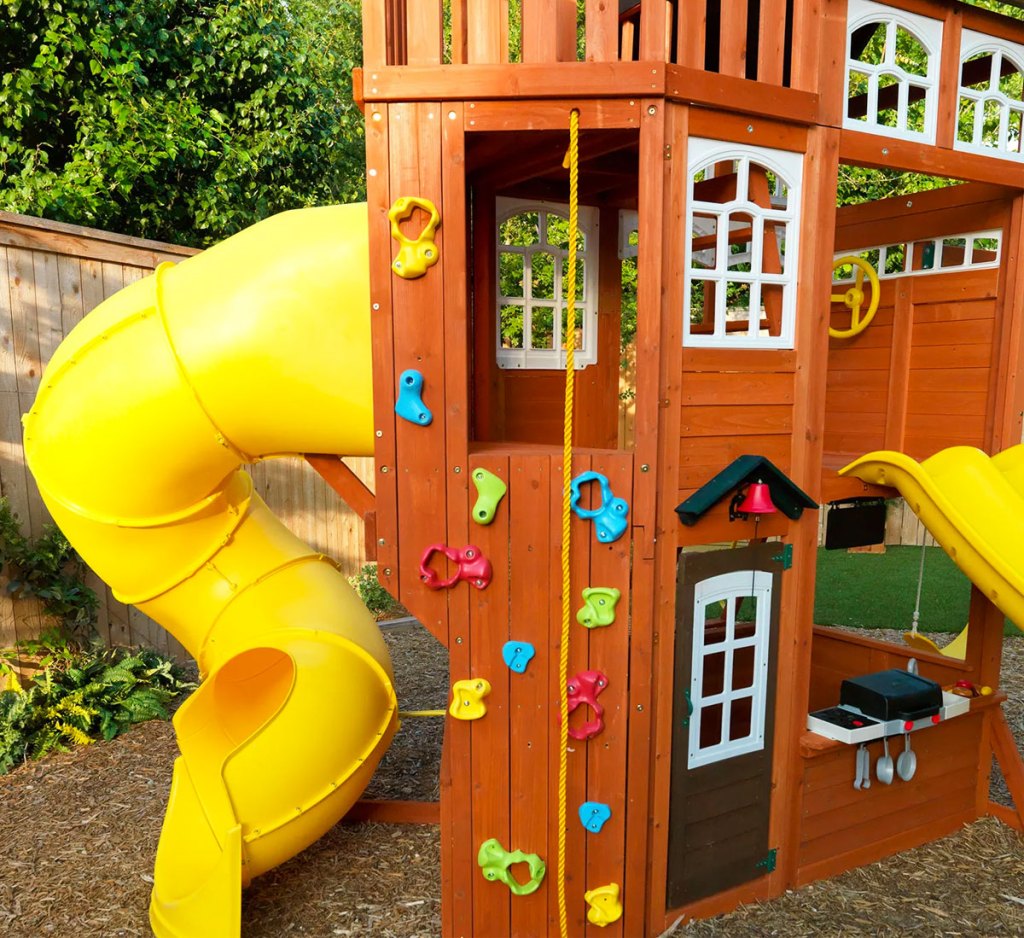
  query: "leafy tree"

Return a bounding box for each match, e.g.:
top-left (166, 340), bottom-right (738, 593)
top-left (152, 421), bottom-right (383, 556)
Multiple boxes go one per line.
top-left (0, 0), bottom-right (366, 246)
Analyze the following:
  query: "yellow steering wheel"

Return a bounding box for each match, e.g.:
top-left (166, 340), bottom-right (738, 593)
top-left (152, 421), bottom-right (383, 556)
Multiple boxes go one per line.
top-left (829, 255), bottom-right (880, 339)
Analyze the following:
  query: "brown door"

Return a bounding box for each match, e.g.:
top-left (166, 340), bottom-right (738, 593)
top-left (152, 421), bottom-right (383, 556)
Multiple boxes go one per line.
top-left (666, 542), bottom-right (784, 908)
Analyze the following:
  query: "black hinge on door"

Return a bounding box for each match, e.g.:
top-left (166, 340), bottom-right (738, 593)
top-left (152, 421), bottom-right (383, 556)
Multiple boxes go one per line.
top-left (771, 544), bottom-right (793, 570)
top-left (755, 848), bottom-right (778, 873)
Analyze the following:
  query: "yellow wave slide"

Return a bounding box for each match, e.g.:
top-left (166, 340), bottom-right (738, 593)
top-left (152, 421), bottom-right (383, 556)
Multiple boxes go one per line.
top-left (841, 445), bottom-right (1024, 632)
top-left (23, 205), bottom-right (398, 937)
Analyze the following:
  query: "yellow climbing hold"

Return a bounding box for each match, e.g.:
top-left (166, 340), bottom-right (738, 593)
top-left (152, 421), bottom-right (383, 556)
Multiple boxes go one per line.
top-left (449, 678), bottom-right (491, 721)
top-left (584, 882), bottom-right (623, 927)
top-left (388, 196), bottom-right (441, 279)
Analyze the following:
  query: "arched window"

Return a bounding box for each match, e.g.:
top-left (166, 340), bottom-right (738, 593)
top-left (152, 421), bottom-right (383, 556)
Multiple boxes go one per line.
top-left (844, 0), bottom-right (942, 143)
top-left (495, 198), bottom-right (599, 370)
top-left (683, 139), bottom-right (802, 350)
top-left (956, 30), bottom-right (1024, 159)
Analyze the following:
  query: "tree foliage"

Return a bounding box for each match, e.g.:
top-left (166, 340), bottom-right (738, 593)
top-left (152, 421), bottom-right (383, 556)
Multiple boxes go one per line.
top-left (0, 0), bottom-right (366, 246)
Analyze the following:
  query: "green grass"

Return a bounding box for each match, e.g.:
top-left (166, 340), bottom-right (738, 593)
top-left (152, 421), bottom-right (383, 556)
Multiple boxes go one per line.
top-left (814, 545), bottom-right (1019, 637)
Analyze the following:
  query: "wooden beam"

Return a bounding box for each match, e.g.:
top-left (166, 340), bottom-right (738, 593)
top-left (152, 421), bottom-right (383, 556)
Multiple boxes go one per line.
top-left (989, 706), bottom-right (1024, 829)
top-left (840, 129), bottom-right (1024, 188)
top-left (344, 799), bottom-right (441, 824)
top-left (988, 801), bottom-right (1024, 832)
top-left (362, 61), bottom-right (666, 101)
top-left (665, 65), bottom-right (821, 125)
top-left (304, 455), bottom-right (376, 517)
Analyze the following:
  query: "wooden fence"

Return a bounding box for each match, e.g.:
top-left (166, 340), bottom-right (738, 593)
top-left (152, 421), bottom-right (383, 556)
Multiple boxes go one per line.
top-left (0, 212), bottom-right (373, 661)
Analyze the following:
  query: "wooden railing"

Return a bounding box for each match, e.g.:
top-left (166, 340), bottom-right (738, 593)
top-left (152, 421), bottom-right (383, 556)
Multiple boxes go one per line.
top-left (362, 0), bottom-right (799, 89)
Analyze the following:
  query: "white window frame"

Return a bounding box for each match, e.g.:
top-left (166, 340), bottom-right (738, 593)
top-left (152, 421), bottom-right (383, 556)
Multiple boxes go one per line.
top-left (683, 138), bottom-right (803, 350)
top-left (833, 229), bottom-right (1002, 282)
top-left (495, 197), bottom-right (600, 371)
top-left (843, 0), bottom-right (943, 145)
top-left (955, 29), bottom-right (1024, 160)
top-left (688, 570), bottom-right (773, 770)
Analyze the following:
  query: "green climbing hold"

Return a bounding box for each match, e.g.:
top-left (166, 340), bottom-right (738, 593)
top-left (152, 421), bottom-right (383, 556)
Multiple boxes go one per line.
top-left (576, 587), bottom-right (622, 629)
top-left (477, 838), bottom-right (546, 896)
top-left (471, 468), bottom-right (507, 526)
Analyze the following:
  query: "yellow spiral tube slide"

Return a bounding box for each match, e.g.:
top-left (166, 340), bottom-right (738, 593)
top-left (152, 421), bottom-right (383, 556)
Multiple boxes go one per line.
top-left (23, 205), bottom-right (398, 937)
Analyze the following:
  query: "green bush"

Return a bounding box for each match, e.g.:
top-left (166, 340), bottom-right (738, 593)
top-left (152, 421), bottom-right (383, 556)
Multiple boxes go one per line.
top-left (0, 497), bottom-right (97, 642)
top-left (0, 637), bottom-right (195, 775)
top-left (349, 563), bottom-right (403, 620)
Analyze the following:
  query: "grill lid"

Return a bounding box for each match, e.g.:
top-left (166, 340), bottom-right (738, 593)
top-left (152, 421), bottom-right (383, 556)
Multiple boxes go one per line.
top-left (839, 669), bottom-right (944, 723)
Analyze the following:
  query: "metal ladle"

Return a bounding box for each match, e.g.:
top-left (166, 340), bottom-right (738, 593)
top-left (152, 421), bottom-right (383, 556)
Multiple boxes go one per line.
top-left (876, 736), bottom-right (895, 785)
top-left (897, 731), bottom-right (917, 781)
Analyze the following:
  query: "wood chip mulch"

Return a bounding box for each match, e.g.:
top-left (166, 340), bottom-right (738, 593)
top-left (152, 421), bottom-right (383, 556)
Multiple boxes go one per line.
top-left (0, 624), bottom-right (1020, 937)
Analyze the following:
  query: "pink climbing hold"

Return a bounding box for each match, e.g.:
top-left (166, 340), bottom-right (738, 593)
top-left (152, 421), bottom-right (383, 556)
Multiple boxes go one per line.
top-left (419, 543), bottom-right (493, 590)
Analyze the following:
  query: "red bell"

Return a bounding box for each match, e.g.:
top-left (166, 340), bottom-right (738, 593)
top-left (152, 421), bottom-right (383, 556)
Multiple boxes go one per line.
top-left (736, 481), bottom-right (776, 516)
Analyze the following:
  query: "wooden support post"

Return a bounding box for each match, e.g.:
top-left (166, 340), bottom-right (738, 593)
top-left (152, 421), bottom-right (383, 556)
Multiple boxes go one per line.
top-left (988, 707), bottom-right (1024, 830)
top-left (771, 124), bottom-right (841, 899)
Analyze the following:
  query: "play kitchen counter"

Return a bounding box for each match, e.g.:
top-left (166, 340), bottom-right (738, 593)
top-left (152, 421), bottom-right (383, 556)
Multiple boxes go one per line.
top-left (795, 692), bottom-right (1005, 886)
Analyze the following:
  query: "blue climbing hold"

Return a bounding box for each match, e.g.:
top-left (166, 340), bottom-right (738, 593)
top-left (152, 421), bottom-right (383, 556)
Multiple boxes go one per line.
top-left (502, 640), bottom-right (536, 674)
top-left (395, 369), bottom-right (433, 426)
top-left (570, 471), bottom-right (629, 543)
top-left (578, 801), bottom-right (612, 833)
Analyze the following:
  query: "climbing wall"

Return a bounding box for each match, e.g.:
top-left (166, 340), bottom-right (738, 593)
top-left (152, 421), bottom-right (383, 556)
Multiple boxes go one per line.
top-left (366, 82), bottom-right (637, 934)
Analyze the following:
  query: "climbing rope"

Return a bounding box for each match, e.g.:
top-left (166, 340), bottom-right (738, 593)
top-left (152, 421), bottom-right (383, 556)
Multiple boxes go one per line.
top-left (556, 107), bottom-right (580, 938)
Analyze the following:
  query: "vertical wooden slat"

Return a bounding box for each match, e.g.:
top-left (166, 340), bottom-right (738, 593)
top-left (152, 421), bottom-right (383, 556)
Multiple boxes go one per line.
top-left (817, 0), bottom-right (849, 126)
top-left (585, 0), bottom-right (619, 63)
top-left (469, 452), bottom-right (512, 938)
top-left (641, 0), bottom-right (670, 62)
top-left (468, 0), bottom-right (505, 63)
top-left (677, 0), bottom-right (706, 68)
top-left (757, 0), bottom-right (788, 85)
top-left (789, 0), bottom-right (822, 93)
top-left (583, 453), bottom-right (631, 938)
top-left (362, 0), bottom-right (389, 68)
top-left (992, 195), bottom-right (1024, 451)
top-left (883, 281), bottom-right (914, 450)
top-left (548, 452), bottom-right (592, 936)
top-left (407, 0), bottom-right (443, 65)
top-left (639, 98), bottom-right (688, 932)
top-left (6, 247), bottom-right (44, 643)
top-left (719, 0), bottom-right (748, 78)
top-left (0, 246), bottom-right (21, 648)
top-left (449, 0), bottom-right (467, 64)
top-left (935, 7), bottom-right (962, 151)
top-left (440, 100), bottom-right (475, 938)
top-left (508, 454), bottom-right (552, 938)
top-left (623, 95), bottom-right (669, 938)
top-left (770, 124), bottom-right (841, 898)
top-left (366, 103), bottom-right (401, 602)
top-left (523, 0), bottom-right (560, 62)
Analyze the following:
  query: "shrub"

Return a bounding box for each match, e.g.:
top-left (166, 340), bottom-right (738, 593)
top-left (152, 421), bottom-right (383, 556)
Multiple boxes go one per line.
top-left (349, 563), bottom-right (403, 620)
top-left (0, 637), bottom-right (195, 775)
top-left (0, 497), bottom-right (97, 642)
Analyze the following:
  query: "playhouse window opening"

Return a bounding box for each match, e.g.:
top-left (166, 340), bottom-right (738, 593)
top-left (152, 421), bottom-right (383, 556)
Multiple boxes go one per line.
top-left (956, 33), bottom-right (1024, 158)
top-left (844, 0), bottom-right (940, 143)
top-left (684, 141), bottom-right (801, 349)
top-left (496, 198), bottom-right (598, 370)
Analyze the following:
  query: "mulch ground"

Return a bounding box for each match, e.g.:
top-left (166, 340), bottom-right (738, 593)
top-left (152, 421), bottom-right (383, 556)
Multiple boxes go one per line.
top-left (0, 624), bottom-right (1021, 937)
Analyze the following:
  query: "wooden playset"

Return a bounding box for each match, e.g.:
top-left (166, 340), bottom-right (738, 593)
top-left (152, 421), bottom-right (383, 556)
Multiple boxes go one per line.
top-left (352, 1), bottom-right (1024, 935)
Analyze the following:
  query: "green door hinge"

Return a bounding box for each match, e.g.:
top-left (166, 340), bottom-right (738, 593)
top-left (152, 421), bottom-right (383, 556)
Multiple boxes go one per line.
top-left (755, 848), bottom-right (778, 873)
top-left (771, 544), bottom-right (793, 570)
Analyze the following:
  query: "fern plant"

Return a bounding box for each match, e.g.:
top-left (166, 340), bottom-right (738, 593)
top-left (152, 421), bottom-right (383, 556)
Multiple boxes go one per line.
top-left (0, 640), bottom-right (195, 775)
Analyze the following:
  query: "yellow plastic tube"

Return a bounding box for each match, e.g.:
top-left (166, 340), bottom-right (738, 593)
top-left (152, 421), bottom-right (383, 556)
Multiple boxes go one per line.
top-left (840, 445), bottom-right (1024, 632)
top-left (23, 204), bottom-right (398, 937)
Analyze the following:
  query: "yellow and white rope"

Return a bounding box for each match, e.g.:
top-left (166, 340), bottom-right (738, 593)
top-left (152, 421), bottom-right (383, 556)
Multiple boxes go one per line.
top-left (556, 106), bottom-right (580, 938)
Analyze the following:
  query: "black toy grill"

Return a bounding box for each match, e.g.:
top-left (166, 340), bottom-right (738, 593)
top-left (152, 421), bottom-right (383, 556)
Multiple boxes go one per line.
top-left (840, 669), bottom-right (944, 723)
